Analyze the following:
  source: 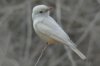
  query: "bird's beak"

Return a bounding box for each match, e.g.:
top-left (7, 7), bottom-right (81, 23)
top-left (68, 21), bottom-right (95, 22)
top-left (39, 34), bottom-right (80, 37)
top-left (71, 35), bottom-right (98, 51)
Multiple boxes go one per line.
top-left (48, 7), bottom-right (53, 11)
top-left (46, 7), bottom-right (53, 12)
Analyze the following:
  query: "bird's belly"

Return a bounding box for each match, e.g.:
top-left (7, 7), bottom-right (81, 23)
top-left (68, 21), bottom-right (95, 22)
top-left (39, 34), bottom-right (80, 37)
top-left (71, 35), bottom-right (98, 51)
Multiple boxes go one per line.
top-left (34, 30), bottom-right (58, 44)
top-left (34, 29), bottom-right (49, 41)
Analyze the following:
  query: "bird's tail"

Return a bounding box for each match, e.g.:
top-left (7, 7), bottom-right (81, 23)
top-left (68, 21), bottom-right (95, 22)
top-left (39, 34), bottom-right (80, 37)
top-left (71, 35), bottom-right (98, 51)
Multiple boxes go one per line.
top-left (64, 42), bottom-right (86, 60)
top-left (70, 46), bottom-right (86, 60)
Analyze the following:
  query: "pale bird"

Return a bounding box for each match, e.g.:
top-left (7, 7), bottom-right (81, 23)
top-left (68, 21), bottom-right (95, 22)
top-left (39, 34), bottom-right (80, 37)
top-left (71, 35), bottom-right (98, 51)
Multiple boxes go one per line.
top-left (32, 5), bottom-right (86, 60)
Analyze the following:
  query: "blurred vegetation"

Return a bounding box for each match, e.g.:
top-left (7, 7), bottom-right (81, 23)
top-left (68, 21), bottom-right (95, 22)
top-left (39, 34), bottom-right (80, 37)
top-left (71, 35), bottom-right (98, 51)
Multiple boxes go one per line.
top-left (0, 0), bottom-right (100, 66)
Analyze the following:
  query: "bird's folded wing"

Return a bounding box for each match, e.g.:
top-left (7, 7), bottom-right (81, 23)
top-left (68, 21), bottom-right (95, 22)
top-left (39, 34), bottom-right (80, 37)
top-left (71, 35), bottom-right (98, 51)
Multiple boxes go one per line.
top-left (36, 22), bottom-right (70, 44)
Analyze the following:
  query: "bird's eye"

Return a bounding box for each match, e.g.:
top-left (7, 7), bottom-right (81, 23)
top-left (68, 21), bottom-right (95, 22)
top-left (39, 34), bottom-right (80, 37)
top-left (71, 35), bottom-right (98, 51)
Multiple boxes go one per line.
top-left (39, 11), bottom-right (43, 13)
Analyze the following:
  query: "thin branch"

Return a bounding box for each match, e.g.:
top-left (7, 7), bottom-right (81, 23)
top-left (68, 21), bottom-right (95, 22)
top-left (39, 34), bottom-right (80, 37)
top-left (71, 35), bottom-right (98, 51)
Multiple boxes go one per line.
top-left (56, 0), bottom-right (62, 27)
top-left (30, 41), bottom-right (44, 60)
top-left (34, 44), bottom-right (49, 66)
top-left (24, 0), bottom-right (32, 60)
top-left (85, 31), bottom-right (95, 66)
top-left (65, 46), bottom-right (77, 66)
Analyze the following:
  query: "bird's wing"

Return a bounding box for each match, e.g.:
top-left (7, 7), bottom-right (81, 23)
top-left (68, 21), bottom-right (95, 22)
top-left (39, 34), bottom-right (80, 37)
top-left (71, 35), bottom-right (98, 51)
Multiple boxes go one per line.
top-left (35, 18), bottom-right (71, 45)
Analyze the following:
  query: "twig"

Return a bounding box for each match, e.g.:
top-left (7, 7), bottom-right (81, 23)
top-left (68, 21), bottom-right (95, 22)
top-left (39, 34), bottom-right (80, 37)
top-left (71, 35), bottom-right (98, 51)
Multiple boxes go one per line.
top-left (64, 46), bottom-right (77, 66)
top-left (56, 0), bottom-right (62, 27)
top-left (34, 44), bottom-right (49, 66)
top-left (30, 42), bottom-right (44, 60)
top-left (85, 31), bottom-right (95, 66)
top-left (24, 0), bottom-right (32, 60)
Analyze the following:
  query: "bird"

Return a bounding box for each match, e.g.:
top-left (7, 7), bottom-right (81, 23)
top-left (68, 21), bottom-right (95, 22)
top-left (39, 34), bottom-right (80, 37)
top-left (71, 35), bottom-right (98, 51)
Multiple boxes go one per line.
top-left (32, 5), bottom-right (86, 60)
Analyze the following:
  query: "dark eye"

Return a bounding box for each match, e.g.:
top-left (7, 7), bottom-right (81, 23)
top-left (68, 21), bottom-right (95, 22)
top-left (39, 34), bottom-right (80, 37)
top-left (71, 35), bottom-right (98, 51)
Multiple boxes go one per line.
top-left (39, 11), bottom-right (43, 13)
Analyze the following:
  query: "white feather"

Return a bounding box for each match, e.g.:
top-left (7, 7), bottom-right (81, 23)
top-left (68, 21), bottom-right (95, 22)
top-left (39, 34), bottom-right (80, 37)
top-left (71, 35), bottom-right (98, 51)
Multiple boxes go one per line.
top-left (32, 5), bottom-right (86, 60)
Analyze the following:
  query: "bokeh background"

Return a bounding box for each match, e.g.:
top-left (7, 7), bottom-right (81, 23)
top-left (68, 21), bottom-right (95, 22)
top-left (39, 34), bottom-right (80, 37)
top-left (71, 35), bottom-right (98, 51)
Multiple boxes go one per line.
top-left (0, 0), bottom-right (100, 66)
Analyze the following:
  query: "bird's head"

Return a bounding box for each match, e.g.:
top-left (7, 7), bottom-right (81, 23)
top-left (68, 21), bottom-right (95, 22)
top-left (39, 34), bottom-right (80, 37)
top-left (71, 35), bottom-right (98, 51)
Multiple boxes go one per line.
top-left (32, 5), bottom-right (52, 18)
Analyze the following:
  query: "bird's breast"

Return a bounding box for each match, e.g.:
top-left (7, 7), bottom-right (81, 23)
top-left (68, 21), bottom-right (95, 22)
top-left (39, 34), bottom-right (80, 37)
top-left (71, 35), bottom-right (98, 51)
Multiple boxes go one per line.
top-left (33, 19), bottom-right (50, 42)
